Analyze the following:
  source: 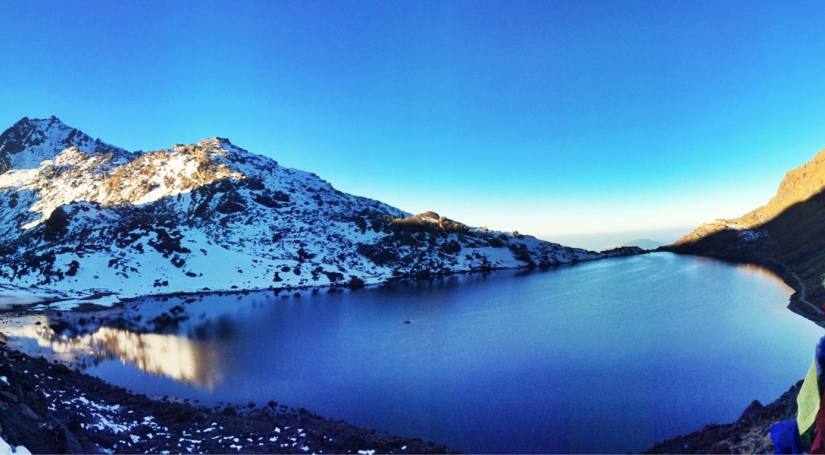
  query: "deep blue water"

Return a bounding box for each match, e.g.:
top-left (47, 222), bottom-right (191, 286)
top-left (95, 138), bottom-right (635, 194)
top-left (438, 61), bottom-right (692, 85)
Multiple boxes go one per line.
top-left (17, 253), bottom-right (825, 452)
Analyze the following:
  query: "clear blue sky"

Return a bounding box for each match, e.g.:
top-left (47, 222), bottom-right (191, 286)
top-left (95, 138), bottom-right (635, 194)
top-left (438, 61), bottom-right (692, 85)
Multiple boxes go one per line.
top-left (2, 1), bottom-right (825, 242)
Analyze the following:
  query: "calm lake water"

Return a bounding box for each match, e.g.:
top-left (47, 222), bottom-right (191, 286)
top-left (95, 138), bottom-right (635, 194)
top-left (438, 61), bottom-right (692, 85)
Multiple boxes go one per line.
top-left (6, 253), bottom-right (824, 452)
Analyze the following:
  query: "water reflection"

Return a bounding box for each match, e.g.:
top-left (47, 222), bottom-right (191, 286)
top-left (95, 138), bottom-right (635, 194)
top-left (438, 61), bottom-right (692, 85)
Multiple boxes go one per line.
top-left (3, 320), bottom-right (223, 390)
top-left (734, 262), bottom-right (794, 291)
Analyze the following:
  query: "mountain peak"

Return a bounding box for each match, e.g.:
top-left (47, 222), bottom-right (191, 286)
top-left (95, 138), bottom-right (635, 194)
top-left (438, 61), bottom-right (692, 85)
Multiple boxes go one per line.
top-left (0, 116), bottom-right (122, 172)
top-left (197, 137), bottom-right (235, 148)
top-left (1, 115), bottom-right (90, 151)
top-left (7, 115), bottom-right (70, 133)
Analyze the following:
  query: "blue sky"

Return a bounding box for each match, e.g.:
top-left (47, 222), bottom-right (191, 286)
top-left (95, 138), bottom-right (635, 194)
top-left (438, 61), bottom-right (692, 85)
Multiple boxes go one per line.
top-left (2, 1), bottom-right (825, 244)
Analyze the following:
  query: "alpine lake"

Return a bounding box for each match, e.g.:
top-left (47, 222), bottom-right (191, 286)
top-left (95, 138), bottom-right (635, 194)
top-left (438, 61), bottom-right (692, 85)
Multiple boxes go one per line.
top-left (2, 252), bottom-right (821, 453)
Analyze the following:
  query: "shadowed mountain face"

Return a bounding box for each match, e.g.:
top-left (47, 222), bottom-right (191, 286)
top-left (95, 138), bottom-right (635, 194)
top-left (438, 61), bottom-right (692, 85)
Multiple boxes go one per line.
top-left (668, 149), bottom-right (825, 322)
top-left (0, 117), bottom-right (600, 301)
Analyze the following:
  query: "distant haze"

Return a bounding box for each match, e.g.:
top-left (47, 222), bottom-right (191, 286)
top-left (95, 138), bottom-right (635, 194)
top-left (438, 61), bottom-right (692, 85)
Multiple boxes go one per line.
top-left (549, 227), bottom-right (690, 251)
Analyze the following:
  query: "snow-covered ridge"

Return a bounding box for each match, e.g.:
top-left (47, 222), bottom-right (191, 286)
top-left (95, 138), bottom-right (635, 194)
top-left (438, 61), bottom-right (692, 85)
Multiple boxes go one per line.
top-left (0, 116), bottom-right (601, 302)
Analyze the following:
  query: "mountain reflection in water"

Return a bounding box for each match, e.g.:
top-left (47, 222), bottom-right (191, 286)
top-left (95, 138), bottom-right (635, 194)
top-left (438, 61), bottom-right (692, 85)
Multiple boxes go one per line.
top-left (734, 262), bottom-right (795, 291)
top-left (6, 322), bottom-right (223, 390)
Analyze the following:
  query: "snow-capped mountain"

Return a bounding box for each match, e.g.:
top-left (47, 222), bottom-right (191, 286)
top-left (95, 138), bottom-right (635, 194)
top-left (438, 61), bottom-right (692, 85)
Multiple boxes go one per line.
top-left (0, 116), bottom-right (600, 301)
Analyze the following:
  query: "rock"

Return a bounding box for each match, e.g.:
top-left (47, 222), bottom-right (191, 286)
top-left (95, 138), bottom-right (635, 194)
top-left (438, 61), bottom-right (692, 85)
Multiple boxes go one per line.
top-left (0, 390), bottom-right (19, 403)
top-left (348, 276), bottom-right (365, 290)
top-left (739, 399), bottom-right (765, 422)
top-left (47, 418), bottom-right (85, 454)
top-left (19, 403), bottom-right (41, 420)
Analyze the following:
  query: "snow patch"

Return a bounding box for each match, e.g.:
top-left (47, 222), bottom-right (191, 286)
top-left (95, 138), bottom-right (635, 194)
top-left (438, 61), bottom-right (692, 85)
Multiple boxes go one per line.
top-left (0, 436), bottom-right (31, 455)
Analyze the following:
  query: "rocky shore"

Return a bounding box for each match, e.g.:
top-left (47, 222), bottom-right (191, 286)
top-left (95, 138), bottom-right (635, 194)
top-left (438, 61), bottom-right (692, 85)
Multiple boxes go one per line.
top-left (646, 381), bottom-right (802, 453)
top-left (0, 340), bottom-right (449, 454)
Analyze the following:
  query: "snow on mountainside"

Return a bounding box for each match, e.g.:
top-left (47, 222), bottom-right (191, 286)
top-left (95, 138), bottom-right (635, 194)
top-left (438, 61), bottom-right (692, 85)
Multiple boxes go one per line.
top-left (0, 116), bottom-right (600, 302)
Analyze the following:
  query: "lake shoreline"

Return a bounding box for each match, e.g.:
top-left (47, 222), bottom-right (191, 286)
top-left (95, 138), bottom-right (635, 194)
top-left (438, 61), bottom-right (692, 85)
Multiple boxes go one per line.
top-left (0, 340), bottom-right (451, 454)
top-left (6, 250), bottom-right (798, 454)
top-left (660, 248), bottom-right (825, 327)
top-left (0, 246), bottom-right (648, 312)
top-left (648, 249), bottom-right (820, 453)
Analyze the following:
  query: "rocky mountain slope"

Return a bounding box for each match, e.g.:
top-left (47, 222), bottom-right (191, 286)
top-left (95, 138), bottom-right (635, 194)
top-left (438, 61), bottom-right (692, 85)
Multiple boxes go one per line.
top-left (667, 148), bottom-right (825, 322)
top-left (0, 116), bottom-right (600, 302)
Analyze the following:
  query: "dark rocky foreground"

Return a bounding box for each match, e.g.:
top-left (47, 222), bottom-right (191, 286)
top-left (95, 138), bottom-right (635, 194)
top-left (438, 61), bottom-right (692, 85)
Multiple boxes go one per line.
top-left (646, 381), bottom-right (801, 453)
top-left (0, 342), bottom-right (449, 454)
